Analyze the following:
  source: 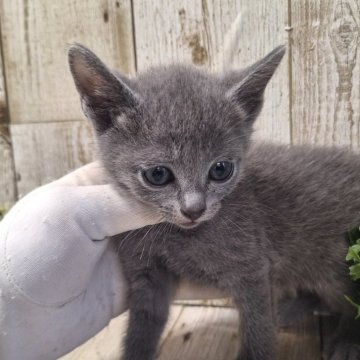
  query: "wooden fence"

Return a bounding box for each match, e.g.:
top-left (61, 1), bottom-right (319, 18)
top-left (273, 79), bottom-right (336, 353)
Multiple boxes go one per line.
top-left (0, 0), bottom-right (359, 207)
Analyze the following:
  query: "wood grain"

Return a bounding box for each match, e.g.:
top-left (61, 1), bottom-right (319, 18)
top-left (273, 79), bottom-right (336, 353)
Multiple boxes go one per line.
top-left (291, 0), bottom-right (360, 149)
top-left (133, 0), bottom-right (290, 143)
top-left (278, 315), bottom-right (321, 360)
top-left (0, 31), bottom-right (17, 206)
top-left (0, 125), bottom-right (17, 206)
top-left (10, 121), bottom-right (95, 197)
top-left (0, 0), bottom-right (135, 124)
top-left (61, 306), bottom-right (184, 360)
top-left (0, 38), bottom-right (7, 124)
top-left (157, 306), bottom-right (239, 360)
top-left (62, 305), bottom-right (322, 360)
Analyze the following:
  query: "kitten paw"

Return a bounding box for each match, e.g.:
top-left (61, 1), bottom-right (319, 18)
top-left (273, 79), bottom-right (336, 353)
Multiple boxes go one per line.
top-left (324, 342), bottom-right (360, 360)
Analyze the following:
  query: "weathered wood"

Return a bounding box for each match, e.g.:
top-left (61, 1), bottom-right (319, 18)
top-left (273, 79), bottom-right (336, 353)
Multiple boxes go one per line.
top-left (11, 121), bottom-right (95, 196)
top-left (291, 0), bottom-right (360, 149)
top-left (61, 306), bottom-right (184, 360)
top-left (0, 38), bottom-right (7, 124)
top-left (0, 0), bottom-right (135, 124)
top-left (62, 305), bottom-right (322, 360)
top-left (157, 306), bottom-right (239, 360)
top-left (174, 298), bottom-right (233, 307)
top-left (0, 25), bottom-right (17, 207)
top-left (133, 0), bottom-right (290, 143)
top-left (278, 315), bottom-right (322, 360)
top-left (0, 125), bottom-right (17, 207)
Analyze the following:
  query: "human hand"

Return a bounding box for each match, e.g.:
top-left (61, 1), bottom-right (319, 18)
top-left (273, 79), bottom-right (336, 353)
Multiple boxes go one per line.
top-left (0, 162), bottom-right (224, 360)
top-left (0, 162), bottom-right (162, 360)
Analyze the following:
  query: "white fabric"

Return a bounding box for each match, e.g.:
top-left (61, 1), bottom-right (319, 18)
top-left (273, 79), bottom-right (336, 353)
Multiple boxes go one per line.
top-left (0, 162), bottom-right (224, 360)
top-left (0, 163), bottom-right (160, 359)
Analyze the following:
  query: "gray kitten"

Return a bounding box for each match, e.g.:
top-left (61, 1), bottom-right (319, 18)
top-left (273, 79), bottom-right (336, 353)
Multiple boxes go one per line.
top-left (69, 44), bottom-right (360, 360)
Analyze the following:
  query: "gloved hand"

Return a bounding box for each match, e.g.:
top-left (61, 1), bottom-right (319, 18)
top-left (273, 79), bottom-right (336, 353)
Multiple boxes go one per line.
top-left (0, 162), bottom-right (223, 360)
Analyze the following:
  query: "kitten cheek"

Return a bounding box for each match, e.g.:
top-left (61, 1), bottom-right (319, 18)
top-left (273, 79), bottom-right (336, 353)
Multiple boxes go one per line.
top-left (205, 203), bottom-right (222, 220)
top-left (157, 201), bottom-right (179, 219)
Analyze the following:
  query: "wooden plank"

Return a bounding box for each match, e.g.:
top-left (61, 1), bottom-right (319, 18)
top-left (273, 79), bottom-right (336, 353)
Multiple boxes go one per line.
top-left (159, 308), bottom-right (321, 360)
top-left (61, 305), bottom-right (184, 360)
top-left (157, 306), bottom-right (239, 360)
top-left (291, 0), bottom-right (360, 149)
top-left (278, 315), bottom-right (321, 360)
top-left (133, 0), bottom-right (290, 143)
top-left (11, 121), bottom-right (95, 197)
top-left (62, 305), bottom-right (322, 360)
top-left (174, 298), bottom-right (232, 307)
top-left (0, 36), bottom-right (7, 123)
top-left (0, 0), bottom-right (135, 124)
top-left (0, 125), bottom-right (17, 207)
top-left (0, 24), bottom-right (17, 207)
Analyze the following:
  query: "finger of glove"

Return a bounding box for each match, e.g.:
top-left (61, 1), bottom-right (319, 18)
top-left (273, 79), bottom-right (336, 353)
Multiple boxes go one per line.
top-left (1, 183), bottom-right (159, 306)
top-left (65, 184), bottom-right (162, 237)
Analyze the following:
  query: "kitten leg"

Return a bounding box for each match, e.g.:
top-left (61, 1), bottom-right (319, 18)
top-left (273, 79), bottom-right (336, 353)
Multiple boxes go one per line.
top-left (233, 274), bottom-right (276, 360)
top-left (122, 267), bottom-right (176, 360)
top-left (276, 292), bottom-right (321, 328)
top-left (324, 315), bottom-right (360, 360)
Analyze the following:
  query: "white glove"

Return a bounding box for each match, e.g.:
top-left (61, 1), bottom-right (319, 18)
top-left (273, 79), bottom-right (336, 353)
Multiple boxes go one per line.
top-left (0, 163), bottom-right (223, 360)
top-left (0, 162), bottom-right (161, 360)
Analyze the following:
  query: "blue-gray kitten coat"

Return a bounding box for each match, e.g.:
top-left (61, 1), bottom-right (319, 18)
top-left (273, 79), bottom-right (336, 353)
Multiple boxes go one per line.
top-left (69, 44), bottom-right (360, 360)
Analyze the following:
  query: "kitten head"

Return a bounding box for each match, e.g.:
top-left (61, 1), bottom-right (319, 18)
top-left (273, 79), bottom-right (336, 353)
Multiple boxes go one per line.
top-left (69, 44), bottom-right (285, 228)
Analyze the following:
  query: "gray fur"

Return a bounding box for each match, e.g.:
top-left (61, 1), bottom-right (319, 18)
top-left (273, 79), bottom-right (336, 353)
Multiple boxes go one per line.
top-left (69, 44), bottom-right (360, 360)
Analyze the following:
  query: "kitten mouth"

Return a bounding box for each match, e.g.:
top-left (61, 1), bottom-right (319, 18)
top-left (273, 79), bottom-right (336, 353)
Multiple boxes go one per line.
top-left (178, 221), bottom-right (200, 229)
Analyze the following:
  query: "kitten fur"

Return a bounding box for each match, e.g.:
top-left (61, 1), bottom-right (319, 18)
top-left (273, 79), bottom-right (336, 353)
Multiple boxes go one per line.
top-left (69, 44), bottom-right (360, 360)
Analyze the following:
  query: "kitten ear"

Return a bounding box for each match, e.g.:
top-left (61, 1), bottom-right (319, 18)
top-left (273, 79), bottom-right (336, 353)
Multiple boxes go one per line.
top-left (68, 43), bottom-right (139, 132)
top-left (225, 45), bottom-right (286, 123)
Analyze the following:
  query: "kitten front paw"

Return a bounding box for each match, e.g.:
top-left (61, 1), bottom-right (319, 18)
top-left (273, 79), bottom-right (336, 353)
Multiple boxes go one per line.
top-left (324, 342), bottom-right (360, 360)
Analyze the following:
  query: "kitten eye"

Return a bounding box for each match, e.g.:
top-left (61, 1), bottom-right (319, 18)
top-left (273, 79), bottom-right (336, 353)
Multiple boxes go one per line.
top-left (209, 161), bottom-right (234, 182)
top-left (143, 166), bottom-right (174, 186)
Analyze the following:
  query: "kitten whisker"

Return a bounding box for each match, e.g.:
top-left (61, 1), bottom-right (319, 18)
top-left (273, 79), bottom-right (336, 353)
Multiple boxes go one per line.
top-left (161, 220), bottom-right (173, 248)
top-left (138, 225), bottom-right (155, 260)
top-left (222, 216), bottom-right (248, 238)
top-left (146, 222), bottom-right (166, 266)
top-left (116, 226), bottom-right (144, 253)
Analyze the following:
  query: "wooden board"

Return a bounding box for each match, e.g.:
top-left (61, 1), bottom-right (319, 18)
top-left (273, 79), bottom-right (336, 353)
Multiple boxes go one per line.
top-left (157, 306), bottom-right (239, 360)
top-left (0, 0), bottom-right (135, 124)
top-left (133, 0), bottom-right (290, 144)
top-left (291, 0), bottom-right (360, 149)
top-left (0, 37), bottom-right (7, 124)
top-left (10, 121), bottom-right (95, 197)
top-left (278, 315), bottom-right (322, 360)
top-left (0, 29), bottom-right (17, 206)
top-left (62, 305), bottom-right (322, 360)
top-left (61, 306), bottom-right (184, 360)
top-left (0, 125), bottom-right (17, 207)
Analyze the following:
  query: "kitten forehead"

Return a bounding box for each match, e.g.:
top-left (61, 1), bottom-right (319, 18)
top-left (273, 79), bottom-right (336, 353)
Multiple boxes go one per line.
top-left (122, 66), bottom-right (247, 168)
top-left (126, 64), bottom-right (244, 151)
top-left (135, 65), bottom-right (231, 123)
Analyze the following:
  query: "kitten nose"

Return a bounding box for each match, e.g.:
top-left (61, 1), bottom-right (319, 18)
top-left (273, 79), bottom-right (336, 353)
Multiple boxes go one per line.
top-left (180, 192), bottom-right (206, 221)
top-left (180, 207), bottom-right (206, 221)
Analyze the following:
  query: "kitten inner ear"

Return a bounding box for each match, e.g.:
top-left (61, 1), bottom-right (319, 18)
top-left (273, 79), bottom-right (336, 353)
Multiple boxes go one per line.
top-left (225, 45), bottom-right (286, 123)
top-left (68, 43), bottom-right (139, 132)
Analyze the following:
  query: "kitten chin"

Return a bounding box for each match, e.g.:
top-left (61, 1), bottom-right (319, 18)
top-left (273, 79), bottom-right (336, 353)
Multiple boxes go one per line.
top-left (177, 220), bottom-right (201, 229)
